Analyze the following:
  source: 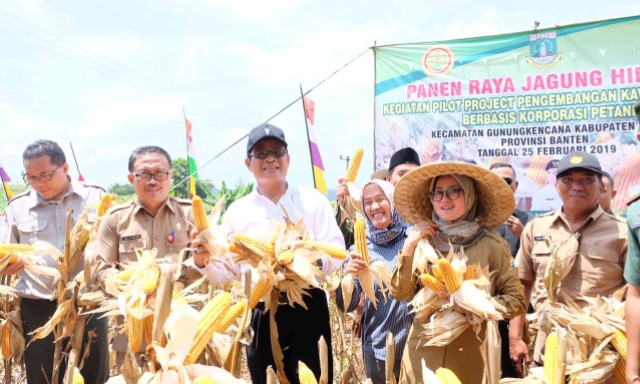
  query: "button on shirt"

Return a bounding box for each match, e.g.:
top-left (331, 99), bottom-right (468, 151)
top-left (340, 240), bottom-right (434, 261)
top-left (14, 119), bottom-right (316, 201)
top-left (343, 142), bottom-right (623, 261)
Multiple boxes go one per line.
top-left (515, 206), bottom-right (627, 361)
top-left (0, 181), bottom-right (105, 299)
top-left (199, 185), bottom-right (345, 285)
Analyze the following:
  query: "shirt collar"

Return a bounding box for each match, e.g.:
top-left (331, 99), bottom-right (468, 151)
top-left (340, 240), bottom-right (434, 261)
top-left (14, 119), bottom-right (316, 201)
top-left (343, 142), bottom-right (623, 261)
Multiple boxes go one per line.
top-left (132, 196), bottom-right (175, 216)
top-left (28, 178), bottom-right (84, 208)
top-left (552, 205), bottom-right (604, 232)
top-left (253, 183), bottom-right (295, 205)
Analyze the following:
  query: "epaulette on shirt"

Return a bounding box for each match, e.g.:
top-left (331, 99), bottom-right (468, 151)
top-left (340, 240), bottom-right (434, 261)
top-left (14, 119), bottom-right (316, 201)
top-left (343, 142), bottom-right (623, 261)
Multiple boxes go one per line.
top-left (105, 201), bottom-right (134, 216)
top-left (82, 183), bottom-right (107, 193)
top-left (172, 196), bottom-right (193, 206)
top-left (628, 191), bottom-right (640, 206)
top-left (5, 189), bottom-right (31, 207)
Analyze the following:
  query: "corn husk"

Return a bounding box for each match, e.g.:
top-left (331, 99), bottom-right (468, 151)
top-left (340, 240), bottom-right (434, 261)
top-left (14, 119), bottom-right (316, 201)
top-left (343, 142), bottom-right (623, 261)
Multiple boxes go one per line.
top-left (412, 238), bottom-right (439, 274)
top-left (338, 182), bottom-right (363, 224)
top-left (419, 308), bottom-right (470, 347)
top-left (421, 359), bottom-right (440, 384)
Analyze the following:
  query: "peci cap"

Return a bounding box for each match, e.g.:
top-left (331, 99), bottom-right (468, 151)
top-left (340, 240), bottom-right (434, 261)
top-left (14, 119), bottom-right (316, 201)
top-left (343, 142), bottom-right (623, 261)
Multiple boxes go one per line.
top-left (556, 151), bottom-right (603, 177)
top-left (246, 123), bottom-right (288, 156)
top-left (545, 159), bottom-right (559, 171)
top-left (388, 147), bottom-right (421, 174)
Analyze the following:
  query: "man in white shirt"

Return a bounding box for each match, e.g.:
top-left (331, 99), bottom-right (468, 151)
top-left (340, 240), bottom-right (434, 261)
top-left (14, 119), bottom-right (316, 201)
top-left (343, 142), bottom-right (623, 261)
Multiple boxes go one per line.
top-left (530, 159), bottom-right (561, 213)
top-left (197, 123), bottom-right (345, 384)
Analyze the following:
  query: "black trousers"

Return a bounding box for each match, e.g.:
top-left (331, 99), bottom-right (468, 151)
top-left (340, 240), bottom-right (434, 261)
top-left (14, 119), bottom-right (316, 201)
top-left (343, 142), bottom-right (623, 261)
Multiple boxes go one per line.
top-left (20, 298), bottom-right (110, 384)
top-left (246, 288), bottom-right (333, 384)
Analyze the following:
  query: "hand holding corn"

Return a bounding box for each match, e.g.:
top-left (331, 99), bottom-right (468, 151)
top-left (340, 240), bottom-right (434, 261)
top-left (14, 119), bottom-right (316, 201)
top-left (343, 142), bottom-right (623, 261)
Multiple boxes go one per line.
top-left (344, 252), bottom-right (369, 275)
top-left (189, 228), bottom-right (210, 268)
top-left (0, 256), bottom-right (26, 275)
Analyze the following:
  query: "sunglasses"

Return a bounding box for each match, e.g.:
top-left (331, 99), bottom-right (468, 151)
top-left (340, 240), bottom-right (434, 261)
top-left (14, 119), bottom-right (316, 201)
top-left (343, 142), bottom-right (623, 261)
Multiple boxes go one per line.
top-left (502, 177), bottom-right (513, 186)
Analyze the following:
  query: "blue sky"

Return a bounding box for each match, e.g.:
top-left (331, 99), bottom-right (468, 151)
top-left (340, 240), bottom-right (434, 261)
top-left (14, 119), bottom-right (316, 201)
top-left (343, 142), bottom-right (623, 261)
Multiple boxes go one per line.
top-left (1, 0), bottom-right (638, 192)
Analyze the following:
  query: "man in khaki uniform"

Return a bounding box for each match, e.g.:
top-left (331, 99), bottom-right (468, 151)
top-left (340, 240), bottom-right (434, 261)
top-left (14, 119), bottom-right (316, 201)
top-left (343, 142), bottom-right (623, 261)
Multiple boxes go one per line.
top-left (94, 145), bottom-right (205, 365)
top-left (0, 140), bottom-right (109, 383)
top-left (509, 151), bottom-right (627, 377)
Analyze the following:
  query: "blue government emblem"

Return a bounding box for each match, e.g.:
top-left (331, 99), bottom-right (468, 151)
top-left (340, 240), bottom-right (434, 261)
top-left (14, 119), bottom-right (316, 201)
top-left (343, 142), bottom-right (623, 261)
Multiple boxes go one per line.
top-left (526, 32), bottom-right (562, 68)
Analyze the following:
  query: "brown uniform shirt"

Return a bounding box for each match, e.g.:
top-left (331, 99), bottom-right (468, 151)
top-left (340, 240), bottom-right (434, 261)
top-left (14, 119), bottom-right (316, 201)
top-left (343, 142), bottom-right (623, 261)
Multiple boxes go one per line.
top-left (515, 206), bottom-right (627, 362)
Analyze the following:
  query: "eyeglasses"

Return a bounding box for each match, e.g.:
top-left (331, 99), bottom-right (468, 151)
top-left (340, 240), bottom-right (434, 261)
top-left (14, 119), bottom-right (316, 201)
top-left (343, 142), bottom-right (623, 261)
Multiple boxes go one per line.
top-left (429, 188), bottom-right (463, 202)
top-left (131, 171), bottom-right (171, 182)
top-left (502, 177), bottom-right (513, 186)
top-left (249, 148), bottom-right (288, 160)
top-left (23, 164), bottom-right (63, 184)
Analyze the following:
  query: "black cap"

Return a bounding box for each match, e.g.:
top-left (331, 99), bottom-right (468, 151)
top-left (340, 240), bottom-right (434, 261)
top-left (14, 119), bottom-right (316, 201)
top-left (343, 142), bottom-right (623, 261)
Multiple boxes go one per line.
top-left (557, 151), bottom-right (603, 177)
top-left (545, 159), bottom-right (559, 171)
top-left (246, 123), bottom-right (288, 156)
top-left (635, 101), bottom-right (640, 123)
top-left (388, 147), bottom-right (421, 173)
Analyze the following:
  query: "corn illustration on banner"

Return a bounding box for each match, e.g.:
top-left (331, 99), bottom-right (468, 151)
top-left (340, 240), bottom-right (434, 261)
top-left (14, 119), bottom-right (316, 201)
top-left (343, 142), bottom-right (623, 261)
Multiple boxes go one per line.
top-left (374, 15), bottom-right (640, 215)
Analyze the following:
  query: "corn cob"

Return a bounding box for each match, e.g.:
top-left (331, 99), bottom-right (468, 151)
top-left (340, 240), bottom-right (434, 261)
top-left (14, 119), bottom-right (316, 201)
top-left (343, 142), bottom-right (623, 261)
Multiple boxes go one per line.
top-left (1, 321), bottom-right (10, 358)
top-left (193, 377), bottom-right (215, 384)
top-left (72, 367), bottom-right (85, 384)
top-left (438, 258), bottom-right (462, 293)
top-left (216, 299), bottom-right (247, 333)
top-left (354, 219), bottom-right (369, 264)
top-left (184, 292), bottom-right (232, 365)
top-left (229, 243), bottom-right (241, 254)
top-left (249, 278), bottom-right (271, 309)
top-left (304, 240), bottom-right (347, 260)
top-left (127, 297), bottom-right (145, 352)
top-left (233, 234), bottom-right (275, 257)
top-left (435, 367), bottom-right (461, 384)
top-left (298, 361), bottom-right (318, 384)
top-left (192, 196), bottom-right (210, 231)
top-left (277, 250), bottom-right (294, 265)
top-left (97, 193), bottom-right (113, 217)
top-left (0, 244), bottom-right (35, 263)
top-left (463, 265), bottom-right (475, 281)
top-left (345, 147), bottom-right (363, 182)
top-left (140, 265), bottom-right (161, 295)
top-left (611, 328), bottom-right (627, 360)
top-left (543, 331), bottom-right (561, 384)
top-left (432, 264), bottom-right (443, 280)
top-left (419, 274), bottom-right (446, 293)
top-left (612, 357), bottom-right (625, 384)
top-left (144, 315), bottom-right (154, 345)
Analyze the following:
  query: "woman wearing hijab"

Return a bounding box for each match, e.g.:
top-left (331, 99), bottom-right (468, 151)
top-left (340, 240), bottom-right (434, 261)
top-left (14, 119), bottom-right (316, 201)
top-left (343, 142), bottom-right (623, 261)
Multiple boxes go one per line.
top-left (390, 162), bottom-right (526, 383)
top-left (335, 180), bottom-right (412, 384)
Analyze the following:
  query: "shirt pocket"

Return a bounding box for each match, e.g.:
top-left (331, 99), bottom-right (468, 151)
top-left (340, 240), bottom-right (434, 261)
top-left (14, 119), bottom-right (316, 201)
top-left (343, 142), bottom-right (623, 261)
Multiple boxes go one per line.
top-left (531, 240), bottom-right (551, 278)
top-left (118, 237), bottom-right (147, 263)
top-left (582, 244), bottom-right (622, 286)
top-left (17, 220), bottom-right (47, 244)
top-left (165, 230), bottom-right (191, 262)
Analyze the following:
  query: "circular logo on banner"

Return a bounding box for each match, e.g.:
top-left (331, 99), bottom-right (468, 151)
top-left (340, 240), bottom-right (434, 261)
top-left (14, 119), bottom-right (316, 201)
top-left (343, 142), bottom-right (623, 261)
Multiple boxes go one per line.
top-left (421, 45), bottom-right (456, 77)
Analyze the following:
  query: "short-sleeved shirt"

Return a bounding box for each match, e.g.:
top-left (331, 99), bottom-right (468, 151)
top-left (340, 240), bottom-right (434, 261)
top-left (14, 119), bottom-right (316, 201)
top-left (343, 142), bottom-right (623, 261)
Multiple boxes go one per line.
top-left (0, 181), bottom-right (105, 299)
top-left (94, 196), bottom-right (201, 286)
top-left (624, 198), bottom-right (640, 286)
top-left (530, 184), bottom-right (562, 213)
top-left (515, 206), bottom-right (627, 361)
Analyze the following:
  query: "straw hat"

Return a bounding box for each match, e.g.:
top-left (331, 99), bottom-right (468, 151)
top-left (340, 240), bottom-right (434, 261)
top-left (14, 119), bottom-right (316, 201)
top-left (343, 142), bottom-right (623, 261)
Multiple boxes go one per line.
top-left (370, 168), bottom-right (389, 180)
top-left (393, 162), bottom-right (515, 228)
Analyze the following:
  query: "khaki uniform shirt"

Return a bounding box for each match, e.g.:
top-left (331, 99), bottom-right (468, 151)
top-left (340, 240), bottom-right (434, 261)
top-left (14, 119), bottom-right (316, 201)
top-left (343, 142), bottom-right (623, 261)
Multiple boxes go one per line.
top-left (0, 181), bottom-right (105, 299)
top-left (94, 196), bottom-right (202, 353)
top-left (515, 206), bottom-right (627, 362)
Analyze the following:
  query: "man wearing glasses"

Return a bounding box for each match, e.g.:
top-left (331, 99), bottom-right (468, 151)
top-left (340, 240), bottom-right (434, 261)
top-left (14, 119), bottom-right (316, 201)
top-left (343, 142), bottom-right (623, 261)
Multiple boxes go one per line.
top-left (509, 151), bottom-right (627, 378)
top-left (94, 145), bottom-right (203, 367)
top-left (0, 140), bottom-right (109, 383)
top-left (196, 123), bottom-right (345, 383)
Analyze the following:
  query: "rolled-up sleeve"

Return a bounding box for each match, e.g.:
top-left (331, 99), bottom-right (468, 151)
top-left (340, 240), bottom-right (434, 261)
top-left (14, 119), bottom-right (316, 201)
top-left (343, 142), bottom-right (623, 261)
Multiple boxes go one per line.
top-left (390, 250), bottom-right (418, 302)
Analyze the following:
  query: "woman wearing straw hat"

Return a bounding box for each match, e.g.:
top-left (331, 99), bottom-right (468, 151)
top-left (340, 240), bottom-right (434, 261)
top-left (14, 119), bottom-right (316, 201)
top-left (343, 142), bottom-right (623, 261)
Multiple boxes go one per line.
top-left (335, 180), bottom-right (413, 383)
top-left (390, 162), bottom-right (526, 383)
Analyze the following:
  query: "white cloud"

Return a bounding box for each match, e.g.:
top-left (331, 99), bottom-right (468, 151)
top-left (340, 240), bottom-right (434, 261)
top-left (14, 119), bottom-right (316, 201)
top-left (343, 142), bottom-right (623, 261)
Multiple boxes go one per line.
top-left (195, 0), bottom-right (297, 20)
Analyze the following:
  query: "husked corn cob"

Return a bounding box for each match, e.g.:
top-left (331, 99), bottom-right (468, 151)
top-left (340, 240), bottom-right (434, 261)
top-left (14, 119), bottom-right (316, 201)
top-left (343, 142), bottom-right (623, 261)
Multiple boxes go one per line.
top-left (438, 258), bottom-right (462, 293)
top-left (543, 331), bottom-right (561, 384)
top-left (127, 297), bottom-right (145, 352)
top-left (249, 278), bottom-right (271, 309)
top-left (612, 357), bottom-right (625, 384)
top-left (229, 243), bottom-right (241, 254)
top-left (144, 315), bottom-right (154, 345)
top-left (72, 367), bottom-right (85, 384)
top-left (0, 244), bottom-right (35, 263)
top-left (1, 320), bottom-right (10, 358)
top-left (298, 361), bottom-right (318, 384)
top-left (140, 265), bottom-right (161, 295)
top-left (216, 299), bottom-right (247, 333)
top-left (277, 250), bottom-right (294, 265)
top-left (463, 265), bottom-right (475, 281)
top-left (304, 240), bottom-right (347, 260)
top-left (345, 147), bottom-right (363, 182)
top-left (611, 328), bottom-right (627, 360)
top-left (354, 219), bottom-right (369, 264)
top-left (97, 194), bottom-right (113, 217)
top-left (184, 292), bottom-right (232, 365)
top-left (419, 273), bottom-right (446, 293)
top-left (233, 234), bottom-right (275, 257)
top-left (193, 377), bottom-right (215, 384)
top-left (435, 367), bottom-right (461, 384)
top-left (432, 264), bottom-right (443, 280)
top-left (192, 196), bottom-right (210, 231)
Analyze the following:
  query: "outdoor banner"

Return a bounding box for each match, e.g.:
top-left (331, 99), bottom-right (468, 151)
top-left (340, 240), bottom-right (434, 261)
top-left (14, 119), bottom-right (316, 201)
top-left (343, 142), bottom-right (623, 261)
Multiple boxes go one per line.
top-left (374, 15), bottom-right (640, 215)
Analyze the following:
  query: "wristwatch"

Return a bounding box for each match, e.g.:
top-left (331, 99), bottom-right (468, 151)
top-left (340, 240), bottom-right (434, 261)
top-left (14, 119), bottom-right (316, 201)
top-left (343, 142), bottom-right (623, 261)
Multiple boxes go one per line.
top-left (179, 264), bottom-right (187, 279)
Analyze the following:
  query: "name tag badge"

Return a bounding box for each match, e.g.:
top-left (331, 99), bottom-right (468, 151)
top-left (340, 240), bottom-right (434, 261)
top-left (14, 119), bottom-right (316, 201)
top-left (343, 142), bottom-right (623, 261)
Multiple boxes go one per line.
top-left (632, 220), bottom-right (640, 229)
top-left (534, 236), bottom-right (546, 242)
top-left (122, 234), bottom-right (142, 241)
